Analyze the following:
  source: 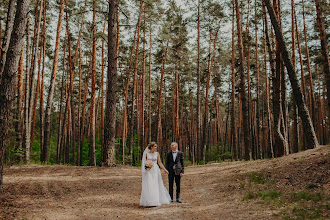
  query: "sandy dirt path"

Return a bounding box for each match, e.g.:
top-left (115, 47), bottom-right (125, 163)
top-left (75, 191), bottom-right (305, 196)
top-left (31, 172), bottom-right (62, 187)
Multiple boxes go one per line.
top-left (0, 146), bottom-right (329, 219)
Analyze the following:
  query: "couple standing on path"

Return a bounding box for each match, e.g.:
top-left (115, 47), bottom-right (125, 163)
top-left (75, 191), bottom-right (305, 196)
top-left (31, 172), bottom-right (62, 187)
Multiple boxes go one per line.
top-left (140, 142), bottom-right (184, 207)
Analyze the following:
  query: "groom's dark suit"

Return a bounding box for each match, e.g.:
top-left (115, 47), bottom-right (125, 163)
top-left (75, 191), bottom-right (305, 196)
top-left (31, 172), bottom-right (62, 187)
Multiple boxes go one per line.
top-left (166, 150), bottom-right (184, 200)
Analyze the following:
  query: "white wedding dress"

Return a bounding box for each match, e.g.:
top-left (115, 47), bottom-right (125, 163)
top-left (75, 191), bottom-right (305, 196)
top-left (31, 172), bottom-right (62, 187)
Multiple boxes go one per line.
top-left (140, 148), bottom-right (171, 206)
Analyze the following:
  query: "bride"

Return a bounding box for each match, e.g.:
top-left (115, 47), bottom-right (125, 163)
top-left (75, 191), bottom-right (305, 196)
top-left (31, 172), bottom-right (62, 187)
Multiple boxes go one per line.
top-left (140, 142), bottom-right (171, 207)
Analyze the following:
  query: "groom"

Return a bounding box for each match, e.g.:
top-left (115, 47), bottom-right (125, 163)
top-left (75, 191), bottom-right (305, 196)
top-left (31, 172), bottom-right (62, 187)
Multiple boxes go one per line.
top-left (166, 142), bottom-right (184, 203)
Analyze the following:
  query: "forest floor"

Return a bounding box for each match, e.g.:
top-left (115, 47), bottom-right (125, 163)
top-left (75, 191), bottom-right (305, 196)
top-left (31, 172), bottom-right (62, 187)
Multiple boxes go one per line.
top-left (0, 146), bottom-right (329, 220)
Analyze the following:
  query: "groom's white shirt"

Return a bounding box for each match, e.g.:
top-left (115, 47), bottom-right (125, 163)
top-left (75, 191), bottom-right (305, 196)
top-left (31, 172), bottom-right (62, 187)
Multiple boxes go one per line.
top-left (172, 150), bottom-right (178, 162)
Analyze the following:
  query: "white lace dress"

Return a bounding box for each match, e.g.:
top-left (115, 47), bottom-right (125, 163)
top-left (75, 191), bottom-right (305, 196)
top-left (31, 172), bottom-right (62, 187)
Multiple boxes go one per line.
top-left (140, 151), bottom-right (171, 206)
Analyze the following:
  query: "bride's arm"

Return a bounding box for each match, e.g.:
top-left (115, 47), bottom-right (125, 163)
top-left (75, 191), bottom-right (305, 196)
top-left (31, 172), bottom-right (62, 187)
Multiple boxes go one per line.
top-left (157, 154), bottom-right (168, 174)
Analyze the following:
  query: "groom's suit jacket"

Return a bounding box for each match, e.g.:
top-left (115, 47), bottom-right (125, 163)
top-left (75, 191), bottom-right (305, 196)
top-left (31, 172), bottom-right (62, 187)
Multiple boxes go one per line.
top-left (166, 151), bottom-right (184, 176)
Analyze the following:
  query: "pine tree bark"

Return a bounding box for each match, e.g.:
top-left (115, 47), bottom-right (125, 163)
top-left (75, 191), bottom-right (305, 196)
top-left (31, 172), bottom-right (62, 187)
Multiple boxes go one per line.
top-left (0, 0), bottom-right (16, 79)
top-left (89, 0), bottom-right (97, 166)
top-left (42, 0), bottom-right (65, 163)
top-left (0, 0), bottom-right (32, 194)
top-left (129, 1), bottom-right (144, 164)
top-left (263, 0), bottom-right (319, 149)
top-left (39, 0), bottom-right (46, 158)
top-left (148, 23), bottom-right (152, 144)
top-left (65, 6), bottom-right (76, 165)
top-left (302, 0), bottom-right (315, 130)
top-left (156, 40), bottom-right (169, 152)
top-left (23, 13), bottom-right (30, 163)
top-left (314, 0), bottom-right (330, 122)
top-left (196, 0), bottom-right (201, 163)
top-left (254, 0), bottom-right (261, 159)
top-left (291, 0), bottom-right (299, 153)
top-left (15, 43), bottom-right (24, 163)
top-left (235, 0), bottom-right (250, 160)
top-left (231, 2), bottom-right (237, 160)
top-left (103, 0), bottom-right (118, 166)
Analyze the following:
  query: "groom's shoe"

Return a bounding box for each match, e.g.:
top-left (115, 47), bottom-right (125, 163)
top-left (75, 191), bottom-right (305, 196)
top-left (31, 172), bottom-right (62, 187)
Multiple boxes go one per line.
top-left (176, 198), bottom-right (182, 203)
top-left (170, 198), bottom-right (173, 203)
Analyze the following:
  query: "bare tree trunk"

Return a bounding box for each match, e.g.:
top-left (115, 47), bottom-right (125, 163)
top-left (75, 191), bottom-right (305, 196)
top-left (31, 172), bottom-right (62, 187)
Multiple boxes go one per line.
top-left (148, 23), bottom-right (152, 144)
top-left (89, 0), bottom-right (97, 166)
top-left (0, 0), bottom-right (16, 79)
top-left (156, 39), bottom-right (169, 152)
top-left (314, 0), bottom-right (330, 122)
top-left (56, 43), bottom-right (66, 163)
top-left (0, 0), bottom-right (32, 194)
top-left (15, 43), bottom-right (24, 163)
top-left (263, 0), bottom-right (319, 149)
top-left (263, 2), bottom-right (274, 158)
top-left (129, 1), bottom-right (144, 164)
top-left (42, 0), bottom-right (65, 163)
top-left (196, 0), bottom-right (201, 163)
top-left (100, 19), bottom-right (106, 164)
top-left (77, 48), bottom-right (82, 165)
top-left (291, 0), bottom-right (298, 153)
top-left (140, 13), bottom-right (146, 149)
top-left (302, 0), bottom-right (315, 130)
top-left (24, 13), bottom-right (30, 163)
top-left (231, 2), bottom-right (237, 160)
top-left (65, 6), bottom-right (76, 165)
top-left (235, 0), bottom-right (250, 161)
top-left (203, 26), bottom-right (219, 156)
top-left (39, 0), bottom-right (46, 158)
top-left (254, 0), bottom-right (261, 159)
top-left (102, 0), bottom-right (118, 166)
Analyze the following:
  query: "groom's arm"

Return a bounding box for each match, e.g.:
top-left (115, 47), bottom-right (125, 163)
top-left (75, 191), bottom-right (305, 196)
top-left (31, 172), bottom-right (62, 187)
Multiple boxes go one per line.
top-left (180, 152), bottom-right (184, 174)
top-left (166, 153), bottom-right (169, 171)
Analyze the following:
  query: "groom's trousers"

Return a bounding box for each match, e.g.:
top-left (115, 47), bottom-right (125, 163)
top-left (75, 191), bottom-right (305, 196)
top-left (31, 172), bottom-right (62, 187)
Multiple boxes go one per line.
top-left (168, 172), bottom-right (181, 199)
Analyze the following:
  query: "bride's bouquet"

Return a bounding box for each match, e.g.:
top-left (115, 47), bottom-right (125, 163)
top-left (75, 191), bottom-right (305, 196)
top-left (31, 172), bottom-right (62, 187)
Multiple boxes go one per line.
top-left (145, 160), bottom-right (154, 170)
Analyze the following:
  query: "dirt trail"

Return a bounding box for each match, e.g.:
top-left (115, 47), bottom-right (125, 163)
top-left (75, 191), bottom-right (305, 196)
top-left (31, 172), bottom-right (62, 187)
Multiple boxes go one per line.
top-left (1, 146), bottom-right (329, 220)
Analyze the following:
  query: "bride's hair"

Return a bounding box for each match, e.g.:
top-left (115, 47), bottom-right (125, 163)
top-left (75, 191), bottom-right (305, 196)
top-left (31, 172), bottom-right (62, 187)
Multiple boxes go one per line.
top-left (148, 142), bottom-right (157, 149)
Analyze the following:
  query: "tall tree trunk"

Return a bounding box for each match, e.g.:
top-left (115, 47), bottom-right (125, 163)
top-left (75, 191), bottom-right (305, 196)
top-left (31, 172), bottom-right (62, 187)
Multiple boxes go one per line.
top-left (23, 13), bottom-right (30, 163)
top-left (122, 25), bottom-right (137, 165)
top-left (314, 0), bottom-right (330, 122)
top-left (77, 48), bottom-right (82, 165)
top-left (235, 0), bottom-right (250, 160)
top-left (196, 0), bottom-right (201, 163)
top-left (148, 23), bottom-right (152, 144)
top-left (254, 0), bottom-right (261, 159)
top-left (263, 0), bottom-right (319, 149)
top-left (42, 0), bottom-right (65, 163)
top-left (29, 0), bottom-right (43, 153)
top-left (65, 6), bottom-right (75, 165)
top-left (15, 43), bottom-right (24, 163)
top-left (203, 27), bottom-right (219, 155)
top-left (291, 0), bottom-right (299, 153)
top-left (100, 19), bottom-right (106, 165)
top-left (39, 0), bottom-right (46, 159)
top-left (302, 0), bottom-right (315, 130)
top-left (156, 39), bottom-right (169, 152)
top-left (56, 42), bottom-right (66, 163)
top-left (231, 2), bottom-right (237, 160)
top-left (0, 0), bottom-right (32, 194)
top-left (89, 0), bottom-right (97, 166)
top-left (140, 13), bottom-right (146, 149)
top-left (0, 0), bottom-right (16, 79)
top-left (129, 1), bottom-right (144, 164)
top-left (103, 0), bottom-right (118, 166)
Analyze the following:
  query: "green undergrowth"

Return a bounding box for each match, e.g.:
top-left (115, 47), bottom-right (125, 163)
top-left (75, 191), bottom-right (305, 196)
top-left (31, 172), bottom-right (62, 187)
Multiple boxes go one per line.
top-left (242, 171), bottom-right (329, 219)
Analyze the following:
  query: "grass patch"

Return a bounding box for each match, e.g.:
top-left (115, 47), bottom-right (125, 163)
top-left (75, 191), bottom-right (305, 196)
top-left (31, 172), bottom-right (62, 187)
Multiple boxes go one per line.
top-left (243, 191), bottom-right (255, 200)
top-left (291, 192), bottom-right (322, 202)
top-left (292, 205), bottom-right (322, 219)
top-left (249, 172), bottom-right (274, 185)
top-left (257, 190), bottom-right (281, 200)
